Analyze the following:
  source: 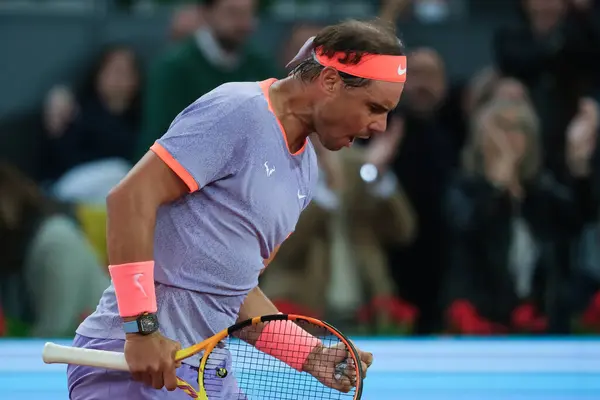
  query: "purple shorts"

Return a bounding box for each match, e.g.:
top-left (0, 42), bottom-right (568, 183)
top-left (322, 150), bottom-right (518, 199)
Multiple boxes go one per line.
top-left (67, 334), bottom-right (246, 400)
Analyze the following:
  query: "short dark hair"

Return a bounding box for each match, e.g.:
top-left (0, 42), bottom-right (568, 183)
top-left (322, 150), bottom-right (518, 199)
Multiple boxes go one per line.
top-left (291, 19), bottom-right (405, 87)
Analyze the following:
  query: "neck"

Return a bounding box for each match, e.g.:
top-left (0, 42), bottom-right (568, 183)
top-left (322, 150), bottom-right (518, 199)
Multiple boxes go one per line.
top-left (269, 78), bottom-right (315, 153)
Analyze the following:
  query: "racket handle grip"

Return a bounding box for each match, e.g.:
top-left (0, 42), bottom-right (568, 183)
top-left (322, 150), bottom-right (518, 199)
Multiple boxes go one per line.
top-left (42, 342), bottom-right (129, 371)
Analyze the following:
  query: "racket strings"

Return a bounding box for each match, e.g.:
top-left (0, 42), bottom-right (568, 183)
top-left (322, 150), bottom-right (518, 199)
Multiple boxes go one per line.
top-left (202, 320), bottom-right (357, 399)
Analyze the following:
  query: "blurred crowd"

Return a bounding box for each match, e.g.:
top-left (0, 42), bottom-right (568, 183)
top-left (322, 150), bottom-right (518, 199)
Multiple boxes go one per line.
top-left (1, 0), bottom-right (600, 338)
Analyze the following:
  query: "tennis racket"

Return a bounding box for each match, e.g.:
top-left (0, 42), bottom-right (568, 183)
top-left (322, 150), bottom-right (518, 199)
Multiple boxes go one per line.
top-left (43, 314), bottom-right (364, 399)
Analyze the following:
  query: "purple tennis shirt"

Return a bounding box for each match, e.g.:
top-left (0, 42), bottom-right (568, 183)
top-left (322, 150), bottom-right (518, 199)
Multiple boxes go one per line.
top-left (76, 79), bottom-right (319, 366)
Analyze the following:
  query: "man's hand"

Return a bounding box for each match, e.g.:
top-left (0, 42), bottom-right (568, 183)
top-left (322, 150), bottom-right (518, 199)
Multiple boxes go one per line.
top-left (566, 97), bottom-right (599, 177)
top-left (124, 332), bottom-right (182, 391)
top-left (44, 85), bottom-right (77, 138)
top-left (302, 342), bottom-right (373, 393)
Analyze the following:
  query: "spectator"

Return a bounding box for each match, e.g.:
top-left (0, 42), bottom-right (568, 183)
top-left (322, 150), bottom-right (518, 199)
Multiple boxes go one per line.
top-left (44, 44), bottom-right (143, 204)
top-left (0, 164), bottom-right (109, 337)
top-left (493, 0), bottom-right (600, 177)
top-left (342, 137), bottom-right (418, 334)
top-left (261, 135), bottom-right (417, 333)
top-left (557, 95), bottom-right (599, 243)
top-left (442, 97), bottom-right (580, 334)
top-left (385, 47), bottom-right (458, 333)
top-left (565, 97), bottom-right (600, 194)
top-left (567, 98), bottom-right (600, 325)
top-left (136, 0), bottom-right (278, 159)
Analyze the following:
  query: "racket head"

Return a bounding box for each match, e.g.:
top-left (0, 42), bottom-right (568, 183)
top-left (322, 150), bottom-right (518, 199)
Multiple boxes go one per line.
top-left (197, 313), bottom-right (363, 400)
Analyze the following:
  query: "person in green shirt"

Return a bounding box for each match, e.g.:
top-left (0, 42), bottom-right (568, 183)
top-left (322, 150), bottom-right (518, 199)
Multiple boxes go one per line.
top-left (136, 0), bottom-right (278, 159)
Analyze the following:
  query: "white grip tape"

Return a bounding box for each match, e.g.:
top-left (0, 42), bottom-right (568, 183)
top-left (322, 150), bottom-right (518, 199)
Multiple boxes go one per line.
top-left (42, 342), bottom-right (129, 371)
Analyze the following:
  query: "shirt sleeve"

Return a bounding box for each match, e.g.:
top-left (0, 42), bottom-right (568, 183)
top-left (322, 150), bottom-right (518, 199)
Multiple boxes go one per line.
top-left (150, 93), bottom-right (250, 192)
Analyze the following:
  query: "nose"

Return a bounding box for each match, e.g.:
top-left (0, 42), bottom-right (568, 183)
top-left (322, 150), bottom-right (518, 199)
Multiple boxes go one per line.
top-left (368, 114), bottom-right (388, 135)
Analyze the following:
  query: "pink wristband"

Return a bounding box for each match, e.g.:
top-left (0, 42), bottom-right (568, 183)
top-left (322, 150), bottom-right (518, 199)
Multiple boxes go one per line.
top-left (255, 320), bottom-right (322, 372)
top-left (109, 261), bottom-right (157, 317)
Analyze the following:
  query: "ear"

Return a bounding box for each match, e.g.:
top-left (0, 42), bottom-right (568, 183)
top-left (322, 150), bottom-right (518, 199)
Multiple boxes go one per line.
top-left (319, 67), bottom-right (341, 94)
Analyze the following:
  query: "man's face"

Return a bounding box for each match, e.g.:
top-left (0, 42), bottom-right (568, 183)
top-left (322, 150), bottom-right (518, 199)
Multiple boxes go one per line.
top-left (205, 0), bottom-right (257, 52)
top-left (312, 69), bottom-right (404, 151)
top-left (404, 50), bottom-right (446, 116)
top-left (524, 0), bottom-right (566, 34)
top-left (97, 48), bottom-right (139, 106)
top-left (493, 79), bottom-right (528, 102)
top-left (480, 107), bottom-right (529, 164)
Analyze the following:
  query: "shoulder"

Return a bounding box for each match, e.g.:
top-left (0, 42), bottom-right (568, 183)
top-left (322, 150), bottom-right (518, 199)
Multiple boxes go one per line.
top-left (173, 81), bottom-right (271, 135)
top-left (158, 81), bottom-right (274, 158)
top-left (154, 38), bottom-right (197, 67)
top-left (191, 81), bottom-right (267, 111)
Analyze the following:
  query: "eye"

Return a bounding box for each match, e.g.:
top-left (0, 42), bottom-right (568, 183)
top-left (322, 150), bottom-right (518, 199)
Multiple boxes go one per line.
top-left (369, 103), bottom-right (387, 114)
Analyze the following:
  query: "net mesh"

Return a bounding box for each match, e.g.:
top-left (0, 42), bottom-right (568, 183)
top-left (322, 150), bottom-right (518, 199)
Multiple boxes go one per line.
top-left (201, 319), bottom-right (360, 400)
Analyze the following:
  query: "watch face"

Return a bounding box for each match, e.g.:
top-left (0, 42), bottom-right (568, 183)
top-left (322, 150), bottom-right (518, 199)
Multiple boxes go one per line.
top-left (140, 315), bottom-right (158, 333)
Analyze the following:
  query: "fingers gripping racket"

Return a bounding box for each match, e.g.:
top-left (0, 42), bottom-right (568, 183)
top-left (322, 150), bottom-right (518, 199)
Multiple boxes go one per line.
top-left (43, 314), bottom-right (364, 399)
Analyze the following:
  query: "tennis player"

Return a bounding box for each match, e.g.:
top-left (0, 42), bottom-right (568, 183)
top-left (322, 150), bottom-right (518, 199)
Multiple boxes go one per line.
top-left (67, 19), bottom-right (406, 399)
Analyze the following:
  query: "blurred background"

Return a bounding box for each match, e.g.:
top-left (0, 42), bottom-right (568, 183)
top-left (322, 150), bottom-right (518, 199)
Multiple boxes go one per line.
top-left (1, 0), bottom-right (600, 343)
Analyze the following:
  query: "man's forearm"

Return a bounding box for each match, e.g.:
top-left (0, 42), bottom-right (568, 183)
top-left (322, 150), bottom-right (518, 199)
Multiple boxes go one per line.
top-left (105, 153), bottom-right (193, 327)
top-left (237, 287), bottom-right (278, 322)
top-left (235, 286), bottom-right (279, 345)
top-left (106, 183), bottom-right (157, 265)
top-left (106, 183), bottom-right (159, 323)
top-left (239, 287), bottom-right (322, 372)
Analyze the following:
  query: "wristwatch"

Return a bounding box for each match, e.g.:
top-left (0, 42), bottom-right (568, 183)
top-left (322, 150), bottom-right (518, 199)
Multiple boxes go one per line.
top-left (123, 313), bottom-right (159, 335)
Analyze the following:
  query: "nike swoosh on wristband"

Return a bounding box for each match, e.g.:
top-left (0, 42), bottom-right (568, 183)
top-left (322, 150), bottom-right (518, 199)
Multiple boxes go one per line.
top-left (133, 273), bottom-right (147, 298)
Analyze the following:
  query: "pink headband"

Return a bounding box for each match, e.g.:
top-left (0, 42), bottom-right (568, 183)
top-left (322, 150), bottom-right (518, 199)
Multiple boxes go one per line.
top-left (286, 36), bottom-right (407, 83)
